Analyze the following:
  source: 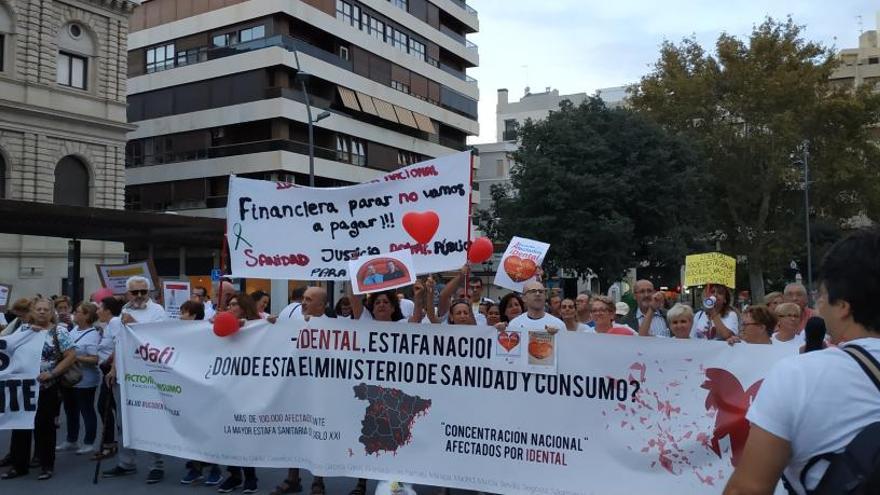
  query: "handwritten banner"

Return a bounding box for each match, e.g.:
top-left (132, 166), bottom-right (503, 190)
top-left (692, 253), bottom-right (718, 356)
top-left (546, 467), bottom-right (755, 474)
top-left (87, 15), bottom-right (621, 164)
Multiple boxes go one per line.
top-left (118, 319), bottom-right (791, 494)
top-left (685, 252), bottom-right (736, 288)
top-left (494, 236), bottom-right (550, 292)
top-left (226, 152), bottom-right (473, 280)
top-left (0, 330), bottom-right (44, 429)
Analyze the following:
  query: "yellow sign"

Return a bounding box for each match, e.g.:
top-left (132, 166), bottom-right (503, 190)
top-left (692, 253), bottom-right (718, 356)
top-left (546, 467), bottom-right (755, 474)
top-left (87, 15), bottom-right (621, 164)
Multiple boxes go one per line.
top-left (684, 252), bottom-right (736, 288)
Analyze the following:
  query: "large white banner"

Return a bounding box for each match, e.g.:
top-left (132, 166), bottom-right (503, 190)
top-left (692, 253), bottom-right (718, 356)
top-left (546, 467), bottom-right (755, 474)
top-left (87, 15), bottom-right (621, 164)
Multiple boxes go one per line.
top-left (118, 319), bottom-right (793, 494)
top-left (226, 152), bottom-right (473, 280)
top-left (0, 330), bottom-right (44, 429)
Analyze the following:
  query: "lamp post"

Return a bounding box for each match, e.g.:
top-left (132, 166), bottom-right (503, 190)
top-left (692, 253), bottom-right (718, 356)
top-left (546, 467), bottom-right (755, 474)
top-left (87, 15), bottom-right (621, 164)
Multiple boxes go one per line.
top-left (802, 141), bottom-right (813, 303)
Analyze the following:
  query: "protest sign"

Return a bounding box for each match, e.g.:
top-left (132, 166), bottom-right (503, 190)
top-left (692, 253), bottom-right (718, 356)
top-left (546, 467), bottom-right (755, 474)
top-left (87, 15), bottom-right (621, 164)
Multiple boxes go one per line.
top-left (96, 260), bottom-right (160, 295)
top-left (0, 330), bottom-right (44, 429)
top-left (493, 237), bottom-right (550, 292)
top-left (350, 251), bottom-right (417, 295)
top-left (226, 152), bottom-right (472, 280)
top-left (118, 319), bottom-right (790, 494)
top-left (0, 284), bottom-right (11, 311)
top-left (162, 280), bottom-right (191, 319)
top-left (685, 252), bottom-right (736, 288)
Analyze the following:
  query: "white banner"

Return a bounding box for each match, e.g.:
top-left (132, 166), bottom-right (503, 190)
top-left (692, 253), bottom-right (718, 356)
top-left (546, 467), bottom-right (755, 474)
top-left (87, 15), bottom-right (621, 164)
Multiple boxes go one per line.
top-left (226, 152), bottom-right (473, 280)
top-left (118, 319), bottom-right (792, 494)
top-left (0, 330), bottom-right (44, 429)
top-left (494, 236), bottom-right (550, 292)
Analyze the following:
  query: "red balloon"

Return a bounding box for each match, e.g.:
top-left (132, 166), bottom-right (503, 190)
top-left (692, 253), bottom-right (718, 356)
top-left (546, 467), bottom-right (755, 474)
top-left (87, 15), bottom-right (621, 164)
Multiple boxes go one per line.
top-left (213, 311), bottom-right (241, 337)
top-left (468, 236), bottom-right (494, 264)
top-left (402, 211), bottom-right (440, 245)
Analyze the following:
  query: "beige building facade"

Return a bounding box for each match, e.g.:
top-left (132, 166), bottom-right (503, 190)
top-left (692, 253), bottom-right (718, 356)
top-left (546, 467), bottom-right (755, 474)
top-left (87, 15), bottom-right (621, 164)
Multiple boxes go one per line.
top-left (0, 0), bottom-right (135, 299)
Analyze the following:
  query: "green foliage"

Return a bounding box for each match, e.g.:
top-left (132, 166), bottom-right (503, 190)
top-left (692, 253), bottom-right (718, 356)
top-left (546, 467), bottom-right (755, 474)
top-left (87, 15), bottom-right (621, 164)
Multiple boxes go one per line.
top-left (629, 17), bottom-right (880, 298)
top-left (477, 98), bottom-right (707, 288)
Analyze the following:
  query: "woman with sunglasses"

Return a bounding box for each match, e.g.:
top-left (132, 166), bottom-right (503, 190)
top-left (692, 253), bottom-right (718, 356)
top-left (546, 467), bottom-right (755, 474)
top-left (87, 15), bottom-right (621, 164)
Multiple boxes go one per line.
top-left (772, 302), bottom-right (803, 347)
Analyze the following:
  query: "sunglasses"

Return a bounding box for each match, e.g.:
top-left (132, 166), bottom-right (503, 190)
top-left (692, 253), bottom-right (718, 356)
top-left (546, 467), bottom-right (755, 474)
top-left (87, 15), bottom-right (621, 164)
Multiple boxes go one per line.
top-left (128, 289), bottom-right (149, 296)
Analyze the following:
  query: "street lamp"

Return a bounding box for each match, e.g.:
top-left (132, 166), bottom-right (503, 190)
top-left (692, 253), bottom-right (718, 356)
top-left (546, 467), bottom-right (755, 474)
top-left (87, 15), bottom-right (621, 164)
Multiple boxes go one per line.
top-left (798, 141), bottom-right (813, 303)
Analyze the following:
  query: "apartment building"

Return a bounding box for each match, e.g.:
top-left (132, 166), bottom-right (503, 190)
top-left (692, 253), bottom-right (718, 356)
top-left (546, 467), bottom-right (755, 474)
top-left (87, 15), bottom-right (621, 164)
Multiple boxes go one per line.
top-left (124, 0), bottom-right (480, 284)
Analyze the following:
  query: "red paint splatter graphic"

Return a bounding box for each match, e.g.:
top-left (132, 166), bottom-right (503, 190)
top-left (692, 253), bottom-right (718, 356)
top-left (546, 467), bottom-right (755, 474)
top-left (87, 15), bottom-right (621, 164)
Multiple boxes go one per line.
top-left (701, 368), bottom-right (763, 467)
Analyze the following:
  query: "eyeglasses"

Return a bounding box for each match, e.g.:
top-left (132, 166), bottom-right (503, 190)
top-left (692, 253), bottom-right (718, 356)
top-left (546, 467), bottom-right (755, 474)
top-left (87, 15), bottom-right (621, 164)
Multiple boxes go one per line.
top-left (128, 290), bottom-right (148, 296)
top-left (777, 314), bottom-right (800, 318)
top-left (191, 293), bottom-right (204, 298)
top-left (743, 322), bottom-right (765, 328)
top-left (525, 289), bottom-right (546, 296)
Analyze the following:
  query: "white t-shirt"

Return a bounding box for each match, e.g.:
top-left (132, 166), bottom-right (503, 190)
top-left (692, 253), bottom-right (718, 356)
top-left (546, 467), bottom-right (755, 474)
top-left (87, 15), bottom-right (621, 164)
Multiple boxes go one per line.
top-left (746, 338), bottom-right (880, 495)
top-left (122, 300), bottom-right (168, 324)
top-left (69, 326), bottom-right (101, 388)
top-left (278, 302), bottom-right (303, 320)
top-left (399, 298), bottom-right (415, 319)
top-left (507, 312), bottom-right (566, 333)
top-left (98, 316), bottom-right (124, 364)
top-left (357, 309), bottom-right (407, 324)
top-left (772, 332), bottom-right (805, 350)
top-left (690, 310), bottom-right (740, 339)
top-left (203, 301), bottom-right (216, 321)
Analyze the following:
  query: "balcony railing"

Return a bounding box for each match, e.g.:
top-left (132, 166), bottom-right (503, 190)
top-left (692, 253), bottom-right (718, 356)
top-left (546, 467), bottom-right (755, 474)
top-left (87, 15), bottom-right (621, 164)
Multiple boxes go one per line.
top-left (447, 0), bottom-right (478, 16)
top-left (439, 62), bottom-right (477, 84)
top-left (439, 25), bottom-right (478, 53)
top-left (126, 139), bottom-right (366, 169)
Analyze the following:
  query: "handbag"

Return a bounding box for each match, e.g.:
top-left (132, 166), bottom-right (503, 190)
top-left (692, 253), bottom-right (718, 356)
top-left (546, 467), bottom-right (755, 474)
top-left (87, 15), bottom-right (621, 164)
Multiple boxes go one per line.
top-left (51, 326), bottom-right (83, 388)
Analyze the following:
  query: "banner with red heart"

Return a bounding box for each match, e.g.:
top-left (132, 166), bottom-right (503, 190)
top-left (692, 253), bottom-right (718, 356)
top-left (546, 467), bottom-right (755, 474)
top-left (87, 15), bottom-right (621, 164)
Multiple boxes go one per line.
top-left (493, 236), bottom-right (550, 292)
top-left (402, 211), bottom-right (440, 245)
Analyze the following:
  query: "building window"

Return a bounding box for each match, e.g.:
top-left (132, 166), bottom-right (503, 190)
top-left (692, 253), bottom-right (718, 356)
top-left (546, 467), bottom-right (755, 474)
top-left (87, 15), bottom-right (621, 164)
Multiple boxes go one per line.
top-left (336, 1), bottom-right (361, 29)
top-left (870, 57), bottom-right (879, 65)
top-left (57, 52), bottom-right (87, 89)
top-left (409, 39), bottom-right (425, 61)
top-left (0, 153), bottom-right (5, 199)
top-left (239, 25), bottom-right (265, 43)
top-left (391, 0), bottom-right (408, 10)
top-left (54, 156), bottom-right (89, 206)
top-left (367, 16), bottom-right (385, 42)
top-left (146, 43), bottom-right (175, 73)
top-left (496, 159), bottom-right (505, 177)
top-left (176, 47), bottom-right (207, 67)
top-left (392, 29), bottom-right (408, 53)
top-left (336, 135), bottom-right (366, 166)
top-left (339, 45), bottom-right (350, 60)
top-left (212, 32), bottom-right (237, 47)
top-left (398, 150), bottom-right (419, 166)
top-left (391, 80), bottom-right (410, 94)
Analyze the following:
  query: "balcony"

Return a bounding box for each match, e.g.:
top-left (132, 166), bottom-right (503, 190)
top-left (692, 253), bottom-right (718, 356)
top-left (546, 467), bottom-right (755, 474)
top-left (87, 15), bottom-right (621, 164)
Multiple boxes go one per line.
top-left (439, 25), bottom-right (478, 53)
top-left (126, 138), bottom-right (366, 169)
top-left (447, 0), bottom-right (478, 16)
top-left (439, 62), bottom-right (477, 84)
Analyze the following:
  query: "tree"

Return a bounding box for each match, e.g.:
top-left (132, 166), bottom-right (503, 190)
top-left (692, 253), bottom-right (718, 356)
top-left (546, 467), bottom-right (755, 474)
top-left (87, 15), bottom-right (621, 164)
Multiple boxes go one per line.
top-left (630, 17), bottom-right (880, 300)
top-left (476, 98), bottom-right (707, 289)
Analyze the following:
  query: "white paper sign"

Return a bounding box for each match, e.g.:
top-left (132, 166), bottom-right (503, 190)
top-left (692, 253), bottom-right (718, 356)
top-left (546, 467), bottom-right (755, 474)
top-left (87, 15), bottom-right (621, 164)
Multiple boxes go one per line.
top-left (162, 281), bottom-right (191, 319)
top-left (96, 260), bottom-right (158, 295)
top-left (493, 236), bottom-right (551, 292)
top-left (227, 152), bottom-right (473, 280)
top-left (118, 319), bottom-right (792, 494)
top-left (349, 251), bottom-right (417, 295)
top-left (0, 330), bottom-right (44, 429)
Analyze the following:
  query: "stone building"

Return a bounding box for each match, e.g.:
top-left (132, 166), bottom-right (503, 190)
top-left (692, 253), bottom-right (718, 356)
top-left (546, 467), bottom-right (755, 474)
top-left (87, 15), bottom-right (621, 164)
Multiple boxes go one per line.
top-left (0, 0), bottom-right (136, 299)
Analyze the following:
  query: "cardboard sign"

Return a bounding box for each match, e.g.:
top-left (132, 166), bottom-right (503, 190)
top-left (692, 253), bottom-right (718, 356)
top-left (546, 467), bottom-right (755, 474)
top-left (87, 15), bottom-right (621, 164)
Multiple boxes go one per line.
top-left (684, 252), bottom-right (736, 288)
top-left (96, 260), bottom-right (160, 295)
top-left (493, 236), bottom-right (551, 292)
top-left (162, 280), bottom-right (191, 319)
top-left (349, 251), bottom-right (417, 295)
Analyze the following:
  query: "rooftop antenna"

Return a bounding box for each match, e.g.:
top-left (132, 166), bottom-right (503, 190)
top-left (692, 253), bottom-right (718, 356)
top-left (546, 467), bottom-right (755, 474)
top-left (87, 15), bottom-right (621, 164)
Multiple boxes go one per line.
top-left (521, 65), bottom-right (530, 94)
top-left (857, 15), bottom-right (864, 35)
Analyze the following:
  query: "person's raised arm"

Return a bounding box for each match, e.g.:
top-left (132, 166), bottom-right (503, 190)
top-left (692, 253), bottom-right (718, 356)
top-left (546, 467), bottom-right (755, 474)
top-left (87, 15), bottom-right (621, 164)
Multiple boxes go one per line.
top-left (438, 266), bottom-right (466, 319)
top-left (346, 282), bottom-right (365, 320)
top-left (424, 276), bottom-right (438, 324)
top-left (410, 280), bottom-right (426, 323)
top-left (711, 308), bottom-right (736, 340)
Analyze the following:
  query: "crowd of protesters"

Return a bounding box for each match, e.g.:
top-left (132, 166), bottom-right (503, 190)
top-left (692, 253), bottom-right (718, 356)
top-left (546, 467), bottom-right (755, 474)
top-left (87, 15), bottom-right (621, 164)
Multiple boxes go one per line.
top-left (2, 227), bottom-right (879, 495)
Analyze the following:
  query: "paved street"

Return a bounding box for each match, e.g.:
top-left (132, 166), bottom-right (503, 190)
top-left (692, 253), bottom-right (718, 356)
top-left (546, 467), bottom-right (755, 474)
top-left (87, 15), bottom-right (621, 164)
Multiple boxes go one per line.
top-left (0, 430), bottom-right (461, 495)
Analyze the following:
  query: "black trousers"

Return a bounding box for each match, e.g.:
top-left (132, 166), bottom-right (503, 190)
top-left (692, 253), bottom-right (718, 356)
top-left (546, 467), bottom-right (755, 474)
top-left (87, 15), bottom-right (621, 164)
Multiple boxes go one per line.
top-left (97, 380), bottom-right (115, 445)
top-left (227, 466), bottom-right (257, 481)
top-left (11, 385), bottom-right (62, 473)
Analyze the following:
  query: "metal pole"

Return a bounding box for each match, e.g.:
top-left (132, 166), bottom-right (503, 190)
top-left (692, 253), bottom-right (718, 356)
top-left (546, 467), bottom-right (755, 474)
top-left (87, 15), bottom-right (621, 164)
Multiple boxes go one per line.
top-left (803, 141), bottom-right (813, 304)
top-left (67, 239), bottom-right (81, 303)
top-left (301, 78), bottom-right (315, 188)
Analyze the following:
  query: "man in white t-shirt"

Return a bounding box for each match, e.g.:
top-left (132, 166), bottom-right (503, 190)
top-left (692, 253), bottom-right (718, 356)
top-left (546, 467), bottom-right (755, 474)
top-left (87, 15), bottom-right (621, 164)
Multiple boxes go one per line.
top-left (190, 286), bottom-right (215, 321)
top-left (506, 281), bottom-right (564, 334)
top-left (724, 228), bottom-right (880, 495)
top-left (120, 276), bottom-right (168, 325)
top-left (784, 282), bottom-right (816, 332)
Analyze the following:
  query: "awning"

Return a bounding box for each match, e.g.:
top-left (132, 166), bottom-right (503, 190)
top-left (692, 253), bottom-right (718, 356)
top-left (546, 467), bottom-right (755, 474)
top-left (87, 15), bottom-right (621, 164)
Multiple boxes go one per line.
top-left (413, 112), bottom-right (437, 134)
top-left (373, 98), bottom-right (399, 123)
top-left (337, 86), bottom-right (362, 112)
top-left (394, 105), bottom-right (419, 129)
top-left (356, 91), bottom-right (379, 116)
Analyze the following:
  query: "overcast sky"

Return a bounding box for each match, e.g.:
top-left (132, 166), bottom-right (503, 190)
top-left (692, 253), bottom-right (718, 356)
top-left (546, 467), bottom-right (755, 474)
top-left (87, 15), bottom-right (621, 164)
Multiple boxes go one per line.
top-left (467, 1), bottom-right (878, 143)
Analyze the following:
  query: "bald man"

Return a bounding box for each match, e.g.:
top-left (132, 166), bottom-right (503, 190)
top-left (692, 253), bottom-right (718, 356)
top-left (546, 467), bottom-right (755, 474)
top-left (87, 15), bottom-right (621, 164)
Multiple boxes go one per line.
top-left (621, 280), bottom-right (670, 337)
top-left (784, 282), bottom-right (815, 332)
top-left (278, 286), bottom-right (326, 320)
top-left (506, 281), bottom-right (564, 334)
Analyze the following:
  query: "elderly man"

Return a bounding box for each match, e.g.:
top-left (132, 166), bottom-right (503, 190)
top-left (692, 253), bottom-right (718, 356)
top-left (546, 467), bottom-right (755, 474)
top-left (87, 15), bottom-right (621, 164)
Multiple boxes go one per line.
top-left (104, 276), bottom-right (168, 484)
top-left (622, 280), bottom-right (670, 337)
top-left (383, 261), bottom-right (404, 281)
top-left (190, 286), bottom-right (214, 320)
top-left (784, 282), bottom-right (815, 332)
top-left (575, 293), bottom-right (593, 326)
top-left (506, 281), bottom-right (564, 333)
top-left (278, 286), bottom-right (307, 320)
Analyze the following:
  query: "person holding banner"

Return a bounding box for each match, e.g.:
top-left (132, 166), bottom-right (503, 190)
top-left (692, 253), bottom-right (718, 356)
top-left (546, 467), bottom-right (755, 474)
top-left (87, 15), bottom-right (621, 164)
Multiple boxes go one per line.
top-left (503, 281), bottom-right (564, 334)
top-left (589, 296), bottom-right (637, 336)
top-left (2, 299), bottom-right (77, 481)
top-left (783, 282), bottom-right (815, 332)
top-left (727, 306), bottom-right (775, 345)
top-left (94, 296), bottom-right (124, 461)
top-left (725, 228), bottom-right (880, 495)
top-left (485, 303), bottom-right (501, 326)
top-left (438, 266), bottom-right (487, 326)
top-left (691, 285), bottom-right (739, 340)
top-left (575, 293), bottom-right (593, 327)
top-left (560, 298), bottom-right (593, 332)
top-left (120, 276), bottom-right (168, 325)
top-left (666, 304), bottom-right (694, 339)
top-left (621, 280), bottom-right (670, 337)
top-left (772, 303), bottom-right (804, 347)
top-left (498, 293), bottom-right (525, 323)
top-left (58, 302), bottom-right (102, 455)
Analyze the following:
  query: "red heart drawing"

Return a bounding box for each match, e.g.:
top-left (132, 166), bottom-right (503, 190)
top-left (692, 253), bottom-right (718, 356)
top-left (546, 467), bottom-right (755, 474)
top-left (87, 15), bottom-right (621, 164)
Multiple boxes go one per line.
top-left (402, 211), bottom-right (440, 245)
top-left (497, 330), bottom-right (520, 352)
top-left (503, 256), bottom-right (537, 282)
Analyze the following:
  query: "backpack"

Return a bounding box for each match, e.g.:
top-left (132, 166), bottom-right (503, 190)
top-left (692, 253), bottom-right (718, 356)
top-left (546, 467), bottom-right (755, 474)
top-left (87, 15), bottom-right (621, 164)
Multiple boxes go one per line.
top-left (796, 344), bottom-right (880, 495)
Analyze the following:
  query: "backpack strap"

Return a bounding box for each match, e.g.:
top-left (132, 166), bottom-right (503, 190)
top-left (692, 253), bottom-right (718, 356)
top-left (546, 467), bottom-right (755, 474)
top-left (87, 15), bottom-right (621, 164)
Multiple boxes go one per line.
top-left (842, 344), bottom-right (880, 393)
top-left (799, 453), bottom-right (838, 492)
